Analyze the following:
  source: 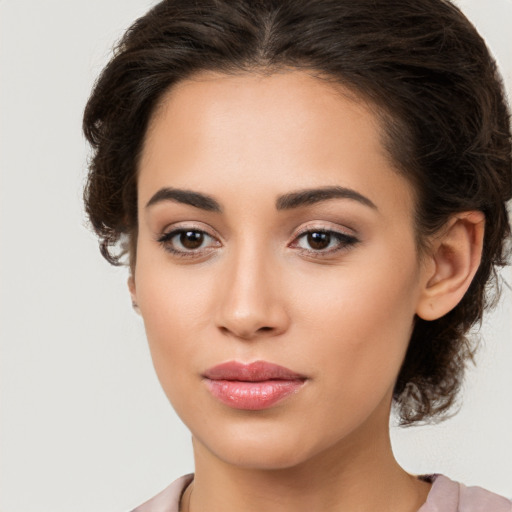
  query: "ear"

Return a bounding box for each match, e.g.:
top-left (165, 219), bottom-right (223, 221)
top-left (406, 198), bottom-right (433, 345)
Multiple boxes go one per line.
top-left (416, 211), bottom-right (485, 321)
top-left (128, 275), bottom-right (141, 315)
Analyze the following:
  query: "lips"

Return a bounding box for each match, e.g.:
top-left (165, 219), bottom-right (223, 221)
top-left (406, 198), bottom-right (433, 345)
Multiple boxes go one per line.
top-left (203, 360), bottom-right (307, 410)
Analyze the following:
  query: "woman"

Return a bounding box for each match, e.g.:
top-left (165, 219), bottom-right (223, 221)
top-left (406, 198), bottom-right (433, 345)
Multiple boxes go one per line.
top-left (83, 0), bottom-right (512, 510)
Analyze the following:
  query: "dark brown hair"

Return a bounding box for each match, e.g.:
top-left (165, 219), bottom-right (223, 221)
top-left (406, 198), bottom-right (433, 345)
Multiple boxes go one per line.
top-left (83, 0), bottom-right (511, 425)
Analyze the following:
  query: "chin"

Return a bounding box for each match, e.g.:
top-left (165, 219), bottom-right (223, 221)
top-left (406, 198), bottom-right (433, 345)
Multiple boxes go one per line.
top-left (191, 418), bottom-right (329, 471)
top-left (216, 441), bottom-right (314, 470)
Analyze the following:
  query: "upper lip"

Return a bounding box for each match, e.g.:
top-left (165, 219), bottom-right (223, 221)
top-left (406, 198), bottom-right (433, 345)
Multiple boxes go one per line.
top-left (203, 360), bottom-right (306, 382)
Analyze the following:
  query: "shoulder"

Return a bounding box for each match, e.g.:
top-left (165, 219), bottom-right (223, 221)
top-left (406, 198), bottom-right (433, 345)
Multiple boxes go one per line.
top-left (130, 474), bottom-right (194, 512)
top-left (127, 473), bottom-right (511, 512)
top-left (418, 474), bottom-right (512, 512)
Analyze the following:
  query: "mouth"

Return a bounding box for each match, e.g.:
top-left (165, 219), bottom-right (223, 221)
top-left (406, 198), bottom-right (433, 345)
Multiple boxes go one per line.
top-left (202, 360), bottom-right (307, 410)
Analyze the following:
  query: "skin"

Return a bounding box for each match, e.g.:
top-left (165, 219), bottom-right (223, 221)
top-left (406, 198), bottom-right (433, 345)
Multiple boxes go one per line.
top-left (129, 70), bottom-right (484, 512)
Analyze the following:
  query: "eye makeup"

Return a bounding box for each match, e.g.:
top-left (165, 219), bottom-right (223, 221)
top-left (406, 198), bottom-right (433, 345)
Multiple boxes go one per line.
top-left (156, 227), bottom-right (220, 259)
top-left (155, 223), bottom-right (360, 260)
top-left (290, 227), bottom-right (359, 258)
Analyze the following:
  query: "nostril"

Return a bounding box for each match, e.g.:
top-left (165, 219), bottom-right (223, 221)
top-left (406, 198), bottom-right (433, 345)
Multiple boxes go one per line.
top-left (218, 324), bottom-right (275, 340)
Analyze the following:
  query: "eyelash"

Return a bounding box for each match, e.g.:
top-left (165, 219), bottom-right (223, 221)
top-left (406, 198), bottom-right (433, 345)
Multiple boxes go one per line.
top-left (156, 228), bottom-right (220, 259)
top-left (291, 228), bottom-right (359, 257)
top-left (156, 227), bottom-right (359, 259)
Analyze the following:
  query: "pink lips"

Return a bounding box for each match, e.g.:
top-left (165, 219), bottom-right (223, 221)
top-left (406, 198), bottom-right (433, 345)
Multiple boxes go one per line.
top-left (203, 360), bottom-right (307, 410)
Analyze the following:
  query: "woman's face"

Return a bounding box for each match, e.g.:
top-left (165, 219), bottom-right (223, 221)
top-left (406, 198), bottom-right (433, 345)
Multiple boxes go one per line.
top-left (131, 70), bottom-right (430, 469)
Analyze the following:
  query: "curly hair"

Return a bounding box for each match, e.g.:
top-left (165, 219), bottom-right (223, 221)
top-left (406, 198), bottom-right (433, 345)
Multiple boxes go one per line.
top-left (83, 0), bottom-right (511, 425)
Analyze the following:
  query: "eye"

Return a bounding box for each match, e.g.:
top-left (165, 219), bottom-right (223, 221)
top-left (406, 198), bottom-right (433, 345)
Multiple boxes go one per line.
top-left (291, 228), bottom-right (359, 256)
top-left (157, 228), bottom-right (220, 258)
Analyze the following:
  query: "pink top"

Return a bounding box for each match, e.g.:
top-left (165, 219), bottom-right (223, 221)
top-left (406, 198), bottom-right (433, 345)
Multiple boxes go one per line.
top-left (130, 474), bottom-right (512, 512)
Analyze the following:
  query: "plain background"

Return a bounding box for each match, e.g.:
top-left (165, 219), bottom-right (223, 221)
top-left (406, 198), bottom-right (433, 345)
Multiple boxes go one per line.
top-left (0, 0), bottom-right (511, 511)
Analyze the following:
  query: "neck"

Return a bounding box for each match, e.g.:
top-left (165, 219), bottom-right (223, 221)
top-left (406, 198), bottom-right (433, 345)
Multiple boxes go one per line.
top-left (185, 407), bottom-right (430, 512)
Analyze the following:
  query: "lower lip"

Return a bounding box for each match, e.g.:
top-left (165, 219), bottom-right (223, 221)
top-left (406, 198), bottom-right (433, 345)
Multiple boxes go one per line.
top-left (205, 379), bottom-right (305, 410)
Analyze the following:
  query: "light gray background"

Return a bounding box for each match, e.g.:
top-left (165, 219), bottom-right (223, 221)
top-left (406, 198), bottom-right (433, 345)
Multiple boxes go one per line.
top-left (0, 1), bottom-right (511, 511)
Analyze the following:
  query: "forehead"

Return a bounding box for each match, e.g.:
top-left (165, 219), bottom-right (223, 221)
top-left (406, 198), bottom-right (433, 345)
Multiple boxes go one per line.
top-left (138, 70), bottom-right (414, 218)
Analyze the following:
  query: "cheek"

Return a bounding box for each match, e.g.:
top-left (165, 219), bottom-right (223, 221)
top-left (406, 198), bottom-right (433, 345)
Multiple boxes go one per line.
top-left (134, 258), bottom-right (212, 367)
top-left (135, 239), bottom-right (218, 325)
top-left (293, 251), bottom-right (420, 405)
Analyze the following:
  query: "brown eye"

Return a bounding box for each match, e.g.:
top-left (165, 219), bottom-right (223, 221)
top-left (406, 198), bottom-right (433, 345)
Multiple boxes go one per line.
top-left (157, 227), bottom-right (222, 259)
top-left (180, 230), bottom-right (204, 249)
top-left (157, 228), bottom-right (220, 258)
top-left (307, 232), bottom-right (331, 250)
top-left (292, 229), bottom-right (359, 257)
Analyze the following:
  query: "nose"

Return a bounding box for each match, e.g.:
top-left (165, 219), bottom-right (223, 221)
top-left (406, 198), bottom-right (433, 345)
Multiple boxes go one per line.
top-left (214, 245), bottom-right (290, 341)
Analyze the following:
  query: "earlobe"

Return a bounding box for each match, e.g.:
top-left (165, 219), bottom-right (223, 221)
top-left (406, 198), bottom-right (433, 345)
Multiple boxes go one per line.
top-left (128, 275), bottom-right (140, 314)
top-left (416, 211), bottom-right (485, 321)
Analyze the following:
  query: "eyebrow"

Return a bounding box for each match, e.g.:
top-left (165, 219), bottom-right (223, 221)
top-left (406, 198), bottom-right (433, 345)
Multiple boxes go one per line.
top-left (275, 186), bottom-right (377, 211)
top-left (145, 185), bottom-right (377, 212)
top-left (146, 187), bottom-right (222, 212)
